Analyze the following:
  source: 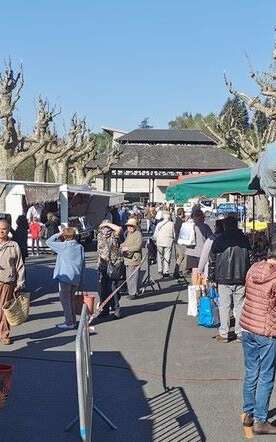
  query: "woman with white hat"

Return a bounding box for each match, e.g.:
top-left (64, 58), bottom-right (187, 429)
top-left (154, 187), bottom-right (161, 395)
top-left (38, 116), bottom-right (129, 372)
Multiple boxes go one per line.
top-left (121, 218), bottom-right (143, 299)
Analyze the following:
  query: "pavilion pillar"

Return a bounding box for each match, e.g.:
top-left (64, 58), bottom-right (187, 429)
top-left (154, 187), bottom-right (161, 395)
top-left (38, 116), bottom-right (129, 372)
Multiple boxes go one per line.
top-left (152, 177), bottom-right (155, 202)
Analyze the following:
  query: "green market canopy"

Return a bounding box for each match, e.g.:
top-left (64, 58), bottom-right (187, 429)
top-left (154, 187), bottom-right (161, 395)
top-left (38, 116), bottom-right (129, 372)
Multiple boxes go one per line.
top-left (166, 168), bottom-right (256, 203)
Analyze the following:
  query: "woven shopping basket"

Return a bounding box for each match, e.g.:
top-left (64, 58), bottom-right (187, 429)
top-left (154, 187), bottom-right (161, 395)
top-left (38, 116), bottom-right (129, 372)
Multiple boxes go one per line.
top-left (2, 292), bottom-right (31, 326)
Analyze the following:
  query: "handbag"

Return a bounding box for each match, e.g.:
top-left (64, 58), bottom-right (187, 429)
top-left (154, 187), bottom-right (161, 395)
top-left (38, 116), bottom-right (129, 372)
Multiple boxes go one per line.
top-left (197, 287), bottom-right (220, 328)
top-left (178, 221), bottom-right (196, 246)
top-left (187, 285), bottom-right (198, 317)
top-left (106, 260), bottom-right (124, 281)
top-left (75, 291), bottom-right (96, 316)
top-left (40, 225), bottom-right (48, 240)
top-left (2, 291), bottom-right (30, 326)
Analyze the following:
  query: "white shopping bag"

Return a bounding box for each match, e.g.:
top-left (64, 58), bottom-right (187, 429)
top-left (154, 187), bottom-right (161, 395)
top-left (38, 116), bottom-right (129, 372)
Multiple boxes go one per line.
top-left (187, 285), bottom-right (198, 317)
top-left (178, 220), bottom-right (196, 246)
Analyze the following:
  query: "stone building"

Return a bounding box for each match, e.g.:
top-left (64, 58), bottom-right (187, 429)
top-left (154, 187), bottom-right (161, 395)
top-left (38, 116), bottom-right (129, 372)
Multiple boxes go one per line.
top-left (87, 128), bottom-right (246, 203)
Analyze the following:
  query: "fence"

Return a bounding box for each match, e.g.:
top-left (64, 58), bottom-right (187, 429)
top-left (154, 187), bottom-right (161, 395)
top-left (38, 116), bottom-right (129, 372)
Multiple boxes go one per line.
top-left (69, 247), bottom-right (153, 439)
top-left (76, 304), bottom-right (93, 442)
top-left (66, 303), bottom-right (117, 440)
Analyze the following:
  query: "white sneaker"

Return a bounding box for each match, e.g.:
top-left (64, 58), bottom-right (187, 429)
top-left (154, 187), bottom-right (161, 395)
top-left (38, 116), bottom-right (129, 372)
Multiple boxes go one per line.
top-left (56, 323), bottom-right (76, 330)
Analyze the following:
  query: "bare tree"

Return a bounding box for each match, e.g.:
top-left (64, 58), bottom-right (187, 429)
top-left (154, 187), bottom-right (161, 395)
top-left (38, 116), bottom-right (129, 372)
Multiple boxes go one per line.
top-left (71, 140), bottom-right (121, 185)
top-left (39, 113), bottom-right (119, 184)
top-left (32, 97), bottom-right (61, 181)
top-left (0, 63), bottom-right (58, 182)
top-left (223, 29), bottom-right (276, 121)
top-left (0, 61), bottom-right (120, 189)
top-left (203, 109), bottom-right (276, 164)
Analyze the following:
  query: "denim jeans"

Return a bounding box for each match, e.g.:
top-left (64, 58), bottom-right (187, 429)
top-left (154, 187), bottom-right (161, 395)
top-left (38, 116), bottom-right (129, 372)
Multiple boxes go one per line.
top-left (242, 331), bottom-right (276, 422)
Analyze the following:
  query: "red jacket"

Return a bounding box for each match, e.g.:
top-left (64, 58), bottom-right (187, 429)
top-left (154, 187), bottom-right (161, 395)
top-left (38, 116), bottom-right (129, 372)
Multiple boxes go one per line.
top-left (240, 260), bottom-right (276, 337)
top-left (29, 222), bottom-right (41, 240)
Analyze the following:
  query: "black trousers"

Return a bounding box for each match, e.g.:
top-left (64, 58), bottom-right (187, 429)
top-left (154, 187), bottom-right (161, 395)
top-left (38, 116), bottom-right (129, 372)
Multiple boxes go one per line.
top-left (98, 268), bottom-right (120, 314)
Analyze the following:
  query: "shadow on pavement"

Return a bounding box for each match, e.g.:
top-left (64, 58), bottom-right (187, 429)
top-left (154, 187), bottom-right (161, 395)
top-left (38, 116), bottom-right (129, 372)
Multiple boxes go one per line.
top-left (149, 387), bottom-right (206, 442)
top-left (0, 343), bottom-right (153, 442)
top-left (92, 299), bottom-right (186, 327)
top-left (26, 264), bottom-right (98, 303)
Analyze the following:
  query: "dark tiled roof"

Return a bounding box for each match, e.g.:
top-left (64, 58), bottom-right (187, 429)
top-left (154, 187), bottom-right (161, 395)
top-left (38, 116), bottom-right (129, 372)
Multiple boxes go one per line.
top-left (86, 144), bottom-right (246, 171)
top-left (117, 128), bottom-right (215, 145)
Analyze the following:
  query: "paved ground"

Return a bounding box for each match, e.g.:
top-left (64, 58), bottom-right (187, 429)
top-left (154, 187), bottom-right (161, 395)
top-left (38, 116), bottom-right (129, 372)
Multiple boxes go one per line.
top-left (1, 251), bottom-right (276, 441)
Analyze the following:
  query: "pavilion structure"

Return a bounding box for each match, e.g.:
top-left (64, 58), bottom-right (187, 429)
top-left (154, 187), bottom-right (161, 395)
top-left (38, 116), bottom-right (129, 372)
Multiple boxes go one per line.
top-left (87, 128), bottom-right (246, 203)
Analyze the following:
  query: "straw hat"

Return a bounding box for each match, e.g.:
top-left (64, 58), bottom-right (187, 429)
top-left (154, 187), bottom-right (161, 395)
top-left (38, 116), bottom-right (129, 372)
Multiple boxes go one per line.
top-left (126, 218), bottom-right (138, 228)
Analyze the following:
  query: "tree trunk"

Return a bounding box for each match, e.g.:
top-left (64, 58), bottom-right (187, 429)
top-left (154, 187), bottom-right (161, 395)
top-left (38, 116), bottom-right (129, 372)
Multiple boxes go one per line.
top-left (48, 160), bottom-right (59, 182)
top-left (246, 194), bottom-right (269, 220)
top-left (0, 149), bottom-right (13, 211)
top-left (74, 166), bottom-right (86, 185)
top-left (34, 161), bottom-right (47, 182)
top-left (56, 160), bottom-right (68, 184)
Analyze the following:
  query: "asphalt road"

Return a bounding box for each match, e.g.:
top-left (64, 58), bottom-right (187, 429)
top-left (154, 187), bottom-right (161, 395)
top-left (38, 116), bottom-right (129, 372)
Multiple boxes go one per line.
top-left (1, 252), bottom-right (276, 441)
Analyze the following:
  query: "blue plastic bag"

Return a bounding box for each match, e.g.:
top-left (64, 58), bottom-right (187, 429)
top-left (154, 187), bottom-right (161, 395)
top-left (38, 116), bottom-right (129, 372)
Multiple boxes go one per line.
top-left (197, 287), bottom-right (220, 328)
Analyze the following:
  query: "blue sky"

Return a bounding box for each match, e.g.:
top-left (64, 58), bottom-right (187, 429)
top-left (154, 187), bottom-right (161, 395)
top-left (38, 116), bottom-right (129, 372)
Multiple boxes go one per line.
top-left (0, 0), bottom-right (275, 133)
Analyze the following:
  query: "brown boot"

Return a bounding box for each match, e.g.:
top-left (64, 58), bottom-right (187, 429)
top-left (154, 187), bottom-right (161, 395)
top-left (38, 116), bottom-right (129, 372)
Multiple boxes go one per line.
top-left (253, 421), bottom-right (276, 435)
top-left (215, 335), bottom-right (228, 343)
top-left (242, 413), bottom-right (254, 427)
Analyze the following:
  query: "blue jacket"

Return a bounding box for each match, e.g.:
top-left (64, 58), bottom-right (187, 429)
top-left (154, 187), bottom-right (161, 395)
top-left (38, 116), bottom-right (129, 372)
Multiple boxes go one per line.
top-left (46, 234), bottom-right (85, 286)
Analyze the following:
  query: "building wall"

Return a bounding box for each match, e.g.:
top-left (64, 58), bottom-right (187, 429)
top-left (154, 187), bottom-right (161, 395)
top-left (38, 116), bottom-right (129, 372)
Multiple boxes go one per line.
top-left (94, 176), bottom-right (167, 202)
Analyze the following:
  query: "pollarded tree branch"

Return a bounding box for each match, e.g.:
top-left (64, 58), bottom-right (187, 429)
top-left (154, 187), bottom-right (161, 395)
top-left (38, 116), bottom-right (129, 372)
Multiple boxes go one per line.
top-left (12, 139), bottom-right (48, 169)
top-left (224, 73), bottom-right (276, 119)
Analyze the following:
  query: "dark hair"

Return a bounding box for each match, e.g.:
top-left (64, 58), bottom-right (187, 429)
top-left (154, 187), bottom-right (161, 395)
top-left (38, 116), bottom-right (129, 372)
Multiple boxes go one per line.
top-left (16, 215), bottom-right (29, 230)
top-left (224, 215), bottom-right (238, 231)
top-left (177, 208), bottom-right (185, 217)
top-left (191, 208), bottom-right (204, 219)
top-left (215, 219), bottom-right (224, 234)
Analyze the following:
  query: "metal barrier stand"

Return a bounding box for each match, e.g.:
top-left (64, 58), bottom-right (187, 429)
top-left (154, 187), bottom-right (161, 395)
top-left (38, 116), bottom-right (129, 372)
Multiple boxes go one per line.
top-left (66, 304), bottom-right (117, 440)
top-left (140, 238), bottom-right (161, 295)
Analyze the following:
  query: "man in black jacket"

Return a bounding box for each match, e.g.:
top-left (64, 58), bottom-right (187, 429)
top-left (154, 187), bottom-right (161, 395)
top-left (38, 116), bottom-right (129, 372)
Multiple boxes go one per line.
top-left (209, 214), bottom-right (251, 343)
top-left (173, 208), bottom-right (186, 279)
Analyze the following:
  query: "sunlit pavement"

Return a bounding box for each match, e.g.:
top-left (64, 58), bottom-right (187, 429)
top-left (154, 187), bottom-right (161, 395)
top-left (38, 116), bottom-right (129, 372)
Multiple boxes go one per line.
top-left (1, 251), bottom-right (276, 441)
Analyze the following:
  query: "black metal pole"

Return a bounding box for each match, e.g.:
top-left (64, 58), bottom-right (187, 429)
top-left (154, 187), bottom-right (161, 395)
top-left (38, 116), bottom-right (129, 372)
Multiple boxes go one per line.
top-left (243, 196), bottom-right (246, 233)
top-left (252, 195), bottom-right (256, 248)
top-left (271, 197), bottom-right (275, 246)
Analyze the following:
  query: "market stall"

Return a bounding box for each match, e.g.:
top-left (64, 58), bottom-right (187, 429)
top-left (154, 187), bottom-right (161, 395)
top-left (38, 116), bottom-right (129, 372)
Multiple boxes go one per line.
top-left (166, 167), bottom-right (268, 255)
top-left (166, 167), bottom-right (256, 203)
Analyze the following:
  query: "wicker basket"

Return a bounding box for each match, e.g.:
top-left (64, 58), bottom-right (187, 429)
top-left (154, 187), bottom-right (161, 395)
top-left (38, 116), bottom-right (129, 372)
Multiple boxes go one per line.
top-left (2, 292), bottom-right (30, 326)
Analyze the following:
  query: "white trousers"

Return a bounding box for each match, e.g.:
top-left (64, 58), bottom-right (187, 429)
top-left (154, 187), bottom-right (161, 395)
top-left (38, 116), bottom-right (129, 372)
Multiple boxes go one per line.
top-left (157, 246), bottom-right (172, 274)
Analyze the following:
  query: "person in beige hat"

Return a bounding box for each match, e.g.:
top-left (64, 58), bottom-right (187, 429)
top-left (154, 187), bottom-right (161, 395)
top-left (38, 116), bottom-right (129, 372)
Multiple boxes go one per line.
top-left (121, 217), bottom-right (143, 299)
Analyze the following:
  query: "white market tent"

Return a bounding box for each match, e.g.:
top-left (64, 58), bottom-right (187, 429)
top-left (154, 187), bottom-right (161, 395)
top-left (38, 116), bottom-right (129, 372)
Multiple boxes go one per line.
top-left (0, 180), bottom-right (124, 228)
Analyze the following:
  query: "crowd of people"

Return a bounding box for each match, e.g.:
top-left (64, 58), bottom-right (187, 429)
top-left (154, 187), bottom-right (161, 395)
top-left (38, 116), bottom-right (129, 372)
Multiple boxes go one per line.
top-left (0, 198), bottom-right (276, 435)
